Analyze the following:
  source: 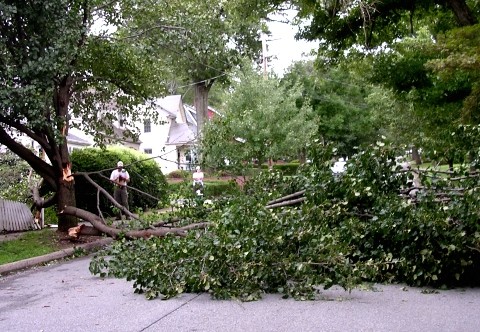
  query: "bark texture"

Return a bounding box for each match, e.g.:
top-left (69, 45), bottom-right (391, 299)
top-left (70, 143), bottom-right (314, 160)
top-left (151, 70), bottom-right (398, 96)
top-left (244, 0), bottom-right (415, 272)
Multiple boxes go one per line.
top-left (446, 0), bottom-right (478, 26)
top-left (194, 82), bottom-right (211, 137)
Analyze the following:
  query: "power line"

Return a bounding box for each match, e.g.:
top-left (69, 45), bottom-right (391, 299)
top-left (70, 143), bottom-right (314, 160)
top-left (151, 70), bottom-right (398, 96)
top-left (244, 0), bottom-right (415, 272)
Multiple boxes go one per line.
top-left (177, 73), bottom-right (228, 89)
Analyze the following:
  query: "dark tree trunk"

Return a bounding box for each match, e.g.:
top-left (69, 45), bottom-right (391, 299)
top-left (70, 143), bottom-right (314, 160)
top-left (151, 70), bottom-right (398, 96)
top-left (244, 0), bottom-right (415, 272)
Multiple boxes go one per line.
top-left (448, 158), bottom-right (454, 171)
top-left (194, 82), bottom-right (211, 137)
top-left (57, 178), bottom-right (77, 231)
top-left (411, 146), bottom-right (422, 165)
top-left (446, 0), bottom-right (478, 26)
top-left (53, 76), bottom-right (78, 231)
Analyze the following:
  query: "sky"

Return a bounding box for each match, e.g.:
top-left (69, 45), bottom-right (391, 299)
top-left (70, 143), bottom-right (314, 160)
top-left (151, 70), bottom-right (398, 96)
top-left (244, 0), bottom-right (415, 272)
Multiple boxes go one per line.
top-left (92, 10), bottom-right (316, 77)
top-left (265, 12), bottom-right (317, 76)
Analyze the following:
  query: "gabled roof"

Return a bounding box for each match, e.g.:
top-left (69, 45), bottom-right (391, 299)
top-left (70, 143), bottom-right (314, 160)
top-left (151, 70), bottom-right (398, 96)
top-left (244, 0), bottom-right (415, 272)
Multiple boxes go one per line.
top-left (166, 122), bottom-right (196, 146)
top-left (183, 104), bottom-right (197, 126)
top-left (154, 95), bottom-right (183, 120)
top-left (67, 133), bottom-right (91, 146)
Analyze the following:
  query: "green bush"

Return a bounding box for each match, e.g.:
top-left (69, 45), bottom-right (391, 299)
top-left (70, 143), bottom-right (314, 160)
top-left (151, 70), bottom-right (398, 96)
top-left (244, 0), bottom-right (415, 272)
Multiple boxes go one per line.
top-left (246, 163), bottom-right (299, 176)
top-left (0, 151), bottom-right (32, 203)
top-left (204, 180), bottom-right (240, 197)
top-left (166, 169), bottom-right (191, 179)
top-left (71, 147), bottom-right (168, 216)
top-left (43, 206), bottom-right (59, 225)
top-left (168, 179), bottom-right (240, 198)
top-left (272, 163), bottom-right (300, 176)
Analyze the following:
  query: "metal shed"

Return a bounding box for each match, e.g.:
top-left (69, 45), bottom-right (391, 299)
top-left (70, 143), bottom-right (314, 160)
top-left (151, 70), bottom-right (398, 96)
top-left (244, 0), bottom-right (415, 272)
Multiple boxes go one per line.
top-left (0, 198), bottom-right (38, 232)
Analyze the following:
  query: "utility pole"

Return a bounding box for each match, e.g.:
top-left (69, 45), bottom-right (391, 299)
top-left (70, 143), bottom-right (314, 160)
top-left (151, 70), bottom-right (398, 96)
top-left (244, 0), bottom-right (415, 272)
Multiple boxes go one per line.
top-left (262, 33), bottom-right (273, 169)
top-left (262, 33), bottom-right (268, 79)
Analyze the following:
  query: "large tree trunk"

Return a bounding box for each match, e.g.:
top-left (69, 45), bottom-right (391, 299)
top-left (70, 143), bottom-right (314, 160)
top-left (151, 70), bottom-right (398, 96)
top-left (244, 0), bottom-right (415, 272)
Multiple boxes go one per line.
top-left (194, 82), bottom-right (211, 137)
top-left (57, 178), bottom-right (78, 231)
top-left (411, 146), bottom-right (422, 165)
top-left (446, 0), bottom-right (478, 26)
top-left (54, 76), bottom-right (78, 231)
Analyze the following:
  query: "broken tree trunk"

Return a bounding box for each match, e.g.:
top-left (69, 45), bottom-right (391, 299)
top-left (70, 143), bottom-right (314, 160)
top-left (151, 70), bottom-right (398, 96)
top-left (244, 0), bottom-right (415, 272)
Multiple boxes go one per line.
top-left (265, 190), bottom-right (306, 209)
top-left (61, 206), bottom-right (209, 240)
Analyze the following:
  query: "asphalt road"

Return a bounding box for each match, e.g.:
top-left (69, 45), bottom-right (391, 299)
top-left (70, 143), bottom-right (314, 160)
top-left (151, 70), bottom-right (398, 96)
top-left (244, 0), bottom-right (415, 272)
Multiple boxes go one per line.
top-left (1, 256), bottom-right (480, 332)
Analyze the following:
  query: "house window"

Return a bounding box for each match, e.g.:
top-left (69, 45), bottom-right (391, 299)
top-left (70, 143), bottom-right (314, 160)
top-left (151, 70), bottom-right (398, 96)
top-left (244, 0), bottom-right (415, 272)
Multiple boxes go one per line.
top-left (144, 148), bottom-right (152, 154)
top-left (144, 119), bottom-right (151, 133)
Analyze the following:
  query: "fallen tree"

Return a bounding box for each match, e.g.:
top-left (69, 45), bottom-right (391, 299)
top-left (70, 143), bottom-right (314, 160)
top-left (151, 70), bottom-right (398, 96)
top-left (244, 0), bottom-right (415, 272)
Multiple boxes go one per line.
top-left (87, 140), bottom-right (480, 301)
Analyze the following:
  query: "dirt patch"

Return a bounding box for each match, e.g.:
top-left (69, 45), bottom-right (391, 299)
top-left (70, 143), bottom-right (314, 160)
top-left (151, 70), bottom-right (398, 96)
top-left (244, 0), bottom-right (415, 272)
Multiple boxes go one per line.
top-left (0, 232), bottom-right (24, 242)
top-left (52, 230), bottom-right (105, 250)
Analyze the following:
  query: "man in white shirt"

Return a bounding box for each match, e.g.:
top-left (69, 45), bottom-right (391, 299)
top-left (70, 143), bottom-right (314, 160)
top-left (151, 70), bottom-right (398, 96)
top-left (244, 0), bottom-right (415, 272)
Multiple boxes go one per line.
top-left (193, 165), bottom-right (204, 186)
top-left (110, 161), bottom-right (130, 220)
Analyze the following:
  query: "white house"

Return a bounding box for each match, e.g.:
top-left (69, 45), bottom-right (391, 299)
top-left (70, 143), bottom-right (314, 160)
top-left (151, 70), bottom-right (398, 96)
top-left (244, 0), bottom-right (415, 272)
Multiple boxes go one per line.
top-left (138, 95), bottom-right (198, 174)
top-left (65, 95), bottom-right (215, 174)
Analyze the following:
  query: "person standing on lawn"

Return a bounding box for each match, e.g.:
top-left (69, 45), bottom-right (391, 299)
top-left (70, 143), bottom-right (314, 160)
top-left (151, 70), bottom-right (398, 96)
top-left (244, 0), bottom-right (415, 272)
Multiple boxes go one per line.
top-left (110, 161), bottom-right (130, 220)
top-left (193, 165), bottom-right (204, 196)
top-left (193, 165), bottom-right (204, 186)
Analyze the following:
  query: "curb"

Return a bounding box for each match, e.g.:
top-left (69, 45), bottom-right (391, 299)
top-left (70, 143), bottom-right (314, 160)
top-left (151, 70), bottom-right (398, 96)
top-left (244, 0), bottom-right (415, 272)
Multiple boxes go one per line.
top-left (0, 237), bottom-right (114, 276)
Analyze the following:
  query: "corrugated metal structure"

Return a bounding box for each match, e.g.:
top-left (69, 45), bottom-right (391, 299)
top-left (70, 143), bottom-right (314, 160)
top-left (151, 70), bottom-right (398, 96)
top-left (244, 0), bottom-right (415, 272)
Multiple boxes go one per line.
top-left (0, 199), bottom-right (38, 232)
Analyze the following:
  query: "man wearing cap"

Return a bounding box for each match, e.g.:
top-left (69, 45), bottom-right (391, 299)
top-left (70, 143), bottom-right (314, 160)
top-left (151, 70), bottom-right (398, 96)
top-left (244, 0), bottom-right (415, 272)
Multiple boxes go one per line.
top-left (110, 161), bottom-right (130, 220)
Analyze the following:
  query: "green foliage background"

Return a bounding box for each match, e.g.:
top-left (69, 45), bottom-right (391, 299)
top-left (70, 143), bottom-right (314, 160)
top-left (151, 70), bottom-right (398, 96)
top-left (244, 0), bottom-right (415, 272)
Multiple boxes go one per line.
top-left (0, 151), bottom-right (31, 203)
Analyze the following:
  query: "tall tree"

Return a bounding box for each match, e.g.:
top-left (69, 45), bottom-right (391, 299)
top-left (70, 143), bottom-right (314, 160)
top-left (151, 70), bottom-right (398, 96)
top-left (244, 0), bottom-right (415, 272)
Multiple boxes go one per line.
top-left (122, 0), bottom-right (271, 137)
top-left (281, 60), bottom-right (380, 156)
top-left (0, 0), bottom-right (165, 231)
top-left (201, 63), bottom-right (315, 169)
top-left (296, 0), bottom-right (478, 54)
top-left (362, 25), bottom-right (479, 164)
top-left (291, 0), bottom-right (478, 162)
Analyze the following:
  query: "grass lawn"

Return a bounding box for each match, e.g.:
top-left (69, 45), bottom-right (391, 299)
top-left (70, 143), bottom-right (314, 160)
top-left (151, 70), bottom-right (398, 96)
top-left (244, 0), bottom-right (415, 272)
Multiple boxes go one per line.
top-left (0, 229), bottom-right (62, 265)
top-left (415, 162), bottom-right (451, 171)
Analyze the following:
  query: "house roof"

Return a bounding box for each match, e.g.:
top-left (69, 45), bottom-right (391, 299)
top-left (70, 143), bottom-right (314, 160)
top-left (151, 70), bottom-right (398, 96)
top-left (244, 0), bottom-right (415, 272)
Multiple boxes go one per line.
top-left (166, 122), bottom-right (196, 146)
top-left (154, 95), bottom-right (182, 119)
top-left (111, 125), bottom-right (142, 145)
top-left (67, 133), bottom-right (91, 146)
top-left (183, 104), bottom-right (197, 126)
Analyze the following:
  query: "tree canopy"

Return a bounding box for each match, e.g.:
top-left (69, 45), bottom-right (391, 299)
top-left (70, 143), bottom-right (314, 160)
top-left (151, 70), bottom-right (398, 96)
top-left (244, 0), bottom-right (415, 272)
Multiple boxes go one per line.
top-left (119, 0), bottom-right (269, 135)
top-left (201, 63), bottom-right (315, 170)
top-left (0, 0), bottom-right (166, 230)
top-left (296, 0), bottom-right (478, 55)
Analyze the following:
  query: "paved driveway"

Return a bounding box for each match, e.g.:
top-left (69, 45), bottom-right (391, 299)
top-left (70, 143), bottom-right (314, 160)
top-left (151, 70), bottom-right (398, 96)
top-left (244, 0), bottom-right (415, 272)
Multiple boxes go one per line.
top-left (1, 256), bottom-right (479, 332)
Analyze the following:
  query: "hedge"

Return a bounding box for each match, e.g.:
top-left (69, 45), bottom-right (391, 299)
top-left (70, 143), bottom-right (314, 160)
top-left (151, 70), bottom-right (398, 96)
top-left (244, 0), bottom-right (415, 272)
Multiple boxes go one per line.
top-left (168, 179), bottom-right (240, 198)
top-left (71, 147), bottom-right (168, 216)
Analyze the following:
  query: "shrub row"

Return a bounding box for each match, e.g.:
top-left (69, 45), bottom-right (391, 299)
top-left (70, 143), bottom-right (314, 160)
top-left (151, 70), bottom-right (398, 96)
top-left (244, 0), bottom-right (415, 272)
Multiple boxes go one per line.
top-left (168, 179), bottom-right (240, 198)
